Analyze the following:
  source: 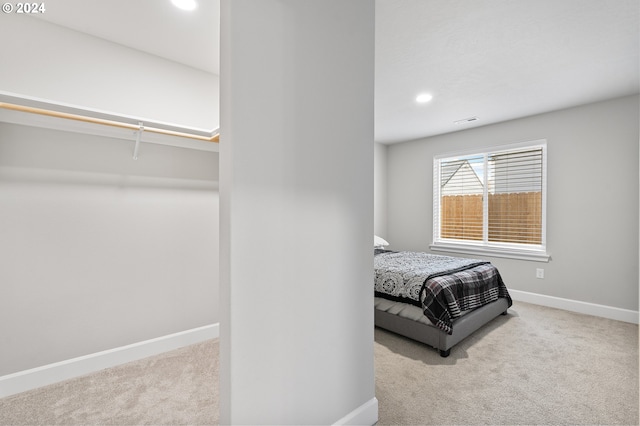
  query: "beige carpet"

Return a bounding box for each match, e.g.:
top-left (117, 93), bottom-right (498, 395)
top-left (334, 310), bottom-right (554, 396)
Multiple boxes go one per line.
top-left (0, 301), bottom-right (638, 425)
top-left (0, 340), bottom-right (219, 425)
top-left (375, 301), bottom-right (639, 425)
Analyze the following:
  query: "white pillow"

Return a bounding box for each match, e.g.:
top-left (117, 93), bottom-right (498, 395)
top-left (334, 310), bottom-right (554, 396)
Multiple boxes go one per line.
top-left (374, 235), bottom-right (389, 249)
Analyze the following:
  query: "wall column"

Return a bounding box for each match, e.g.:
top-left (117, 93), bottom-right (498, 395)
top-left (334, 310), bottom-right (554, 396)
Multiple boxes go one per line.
top-left (219, 1), bottom-right (376, 424)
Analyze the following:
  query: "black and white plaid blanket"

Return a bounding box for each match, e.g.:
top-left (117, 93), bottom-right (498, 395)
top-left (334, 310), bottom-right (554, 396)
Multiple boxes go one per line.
top-left (375, 250), bottom-right (512, 334)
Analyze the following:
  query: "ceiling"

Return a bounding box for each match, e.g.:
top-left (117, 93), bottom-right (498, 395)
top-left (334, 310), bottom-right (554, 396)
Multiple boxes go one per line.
top-left (375, 0), bottom-right (639, 143)
top-left (35, 0), bottom-right (639, 144)
top-left (34, 0), bottom-right (220, 75)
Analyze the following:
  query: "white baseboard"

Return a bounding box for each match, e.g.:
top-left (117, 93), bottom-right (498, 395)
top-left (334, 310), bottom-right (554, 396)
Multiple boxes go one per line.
top-left (333, 397), bottom-right (379, 426)
top-left (509, 290), bottom-right (639, 324)
top-left (0, 323), bottom-right (219, 399)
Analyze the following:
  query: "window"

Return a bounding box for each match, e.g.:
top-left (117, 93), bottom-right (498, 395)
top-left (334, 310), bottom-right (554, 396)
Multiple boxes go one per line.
top-left (432, 141), bottom-right (548, 261)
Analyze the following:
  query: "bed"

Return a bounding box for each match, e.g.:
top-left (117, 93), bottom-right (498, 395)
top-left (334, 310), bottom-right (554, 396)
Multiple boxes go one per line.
top-left (373, 242), bottom-right (512, 357)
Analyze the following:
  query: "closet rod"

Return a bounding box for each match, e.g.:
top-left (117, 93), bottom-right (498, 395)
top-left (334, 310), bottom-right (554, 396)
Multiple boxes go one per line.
top-left (0, 102), bottom-right (220, 143)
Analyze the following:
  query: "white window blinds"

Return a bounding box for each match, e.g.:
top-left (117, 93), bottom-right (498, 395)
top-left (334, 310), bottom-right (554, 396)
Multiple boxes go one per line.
top-left (434, 141), bottom-right (546, 252)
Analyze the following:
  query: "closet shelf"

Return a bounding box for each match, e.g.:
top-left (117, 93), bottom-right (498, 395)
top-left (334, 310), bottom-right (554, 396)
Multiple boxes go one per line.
top-left (0, 93), bottom-right (219, 152)
top-left (0, 101), bottom-right (220, 143)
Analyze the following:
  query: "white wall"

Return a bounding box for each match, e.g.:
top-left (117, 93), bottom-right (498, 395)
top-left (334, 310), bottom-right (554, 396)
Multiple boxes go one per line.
top-left (0, 10), bottom-right (221, 378)
top-left (220, 1), bottom-right (376, 424)
top-left (0, 15), bottom-right (219, 131)
top-left (0, 123), bottom-right (220, 376)
top-left (386, 95), bottom-right (639, 312)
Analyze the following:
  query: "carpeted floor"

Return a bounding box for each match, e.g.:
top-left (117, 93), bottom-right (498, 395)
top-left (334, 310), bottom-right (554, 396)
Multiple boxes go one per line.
top-left (0, 301), bottom-right (638, 425)
top-left (0, 340), bottom-right (219, 425)
top-left (375, 301), bottom-right (639, 425)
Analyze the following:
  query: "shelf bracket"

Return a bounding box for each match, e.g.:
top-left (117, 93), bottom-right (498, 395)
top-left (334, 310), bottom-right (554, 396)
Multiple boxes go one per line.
top-left (133, 122), bottom-right (144, 160)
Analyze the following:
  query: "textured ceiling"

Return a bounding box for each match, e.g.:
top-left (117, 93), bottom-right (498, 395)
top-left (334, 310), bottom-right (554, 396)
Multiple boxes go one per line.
top-left (33, 0), bottom-right (639, 144)
top-left (375, 0), bottom-right (639, 143)
top-left (34, 0), bottom-right (220, 74)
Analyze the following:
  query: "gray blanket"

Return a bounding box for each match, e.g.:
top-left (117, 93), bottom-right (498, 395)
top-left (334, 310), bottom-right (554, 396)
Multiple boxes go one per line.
top-left (374, 250), bottom-right (488, 304)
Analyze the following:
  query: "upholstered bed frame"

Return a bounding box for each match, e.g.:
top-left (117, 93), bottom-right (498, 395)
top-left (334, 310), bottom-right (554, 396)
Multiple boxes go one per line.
top-left (375, 297), bottom-right (510, 357)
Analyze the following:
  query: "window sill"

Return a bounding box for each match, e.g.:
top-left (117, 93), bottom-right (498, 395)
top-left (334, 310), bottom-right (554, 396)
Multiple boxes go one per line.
top-left (430, 242), bottom-right (550, 262)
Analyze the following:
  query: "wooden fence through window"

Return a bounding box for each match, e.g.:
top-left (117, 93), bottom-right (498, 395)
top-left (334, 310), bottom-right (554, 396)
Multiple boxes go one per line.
top-left (441, 192), bottom-right (542, 244)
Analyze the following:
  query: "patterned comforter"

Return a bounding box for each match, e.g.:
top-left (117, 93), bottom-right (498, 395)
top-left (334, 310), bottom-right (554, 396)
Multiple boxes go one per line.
top-left (374, 250), bottom-right (512, 334)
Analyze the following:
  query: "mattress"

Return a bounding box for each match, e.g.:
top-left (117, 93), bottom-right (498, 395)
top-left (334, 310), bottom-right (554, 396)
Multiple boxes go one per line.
top-left (374, 296), bottom-right (473, 327)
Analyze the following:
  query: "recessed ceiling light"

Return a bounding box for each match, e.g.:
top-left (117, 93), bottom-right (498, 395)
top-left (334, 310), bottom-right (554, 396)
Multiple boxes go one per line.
top-left (416, 93), bottom-right (433, 104)
top-left (172, 0), bottom-right (197, 11)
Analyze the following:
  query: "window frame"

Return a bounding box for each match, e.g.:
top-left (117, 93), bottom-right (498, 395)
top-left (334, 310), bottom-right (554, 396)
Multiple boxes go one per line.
top-left (430, 140), bottom-right (550, 262)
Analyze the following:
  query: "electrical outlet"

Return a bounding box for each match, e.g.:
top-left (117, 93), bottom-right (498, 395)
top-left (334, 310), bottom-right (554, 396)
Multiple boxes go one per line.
top-left (536, 268), bottom-right (544, 279)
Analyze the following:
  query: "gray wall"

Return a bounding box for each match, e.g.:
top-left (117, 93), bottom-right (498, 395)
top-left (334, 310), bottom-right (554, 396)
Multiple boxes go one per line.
top-left (386, 95), bottom-right (639, 311)
top-left (374, 142), bottom-right (388, 238)
top-left (0, 123), bottom-right (220, 376)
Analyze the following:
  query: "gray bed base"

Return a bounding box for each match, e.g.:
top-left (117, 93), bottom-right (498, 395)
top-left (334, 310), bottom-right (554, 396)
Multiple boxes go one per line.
top-left (374, 298), bottom-right (510, 357)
